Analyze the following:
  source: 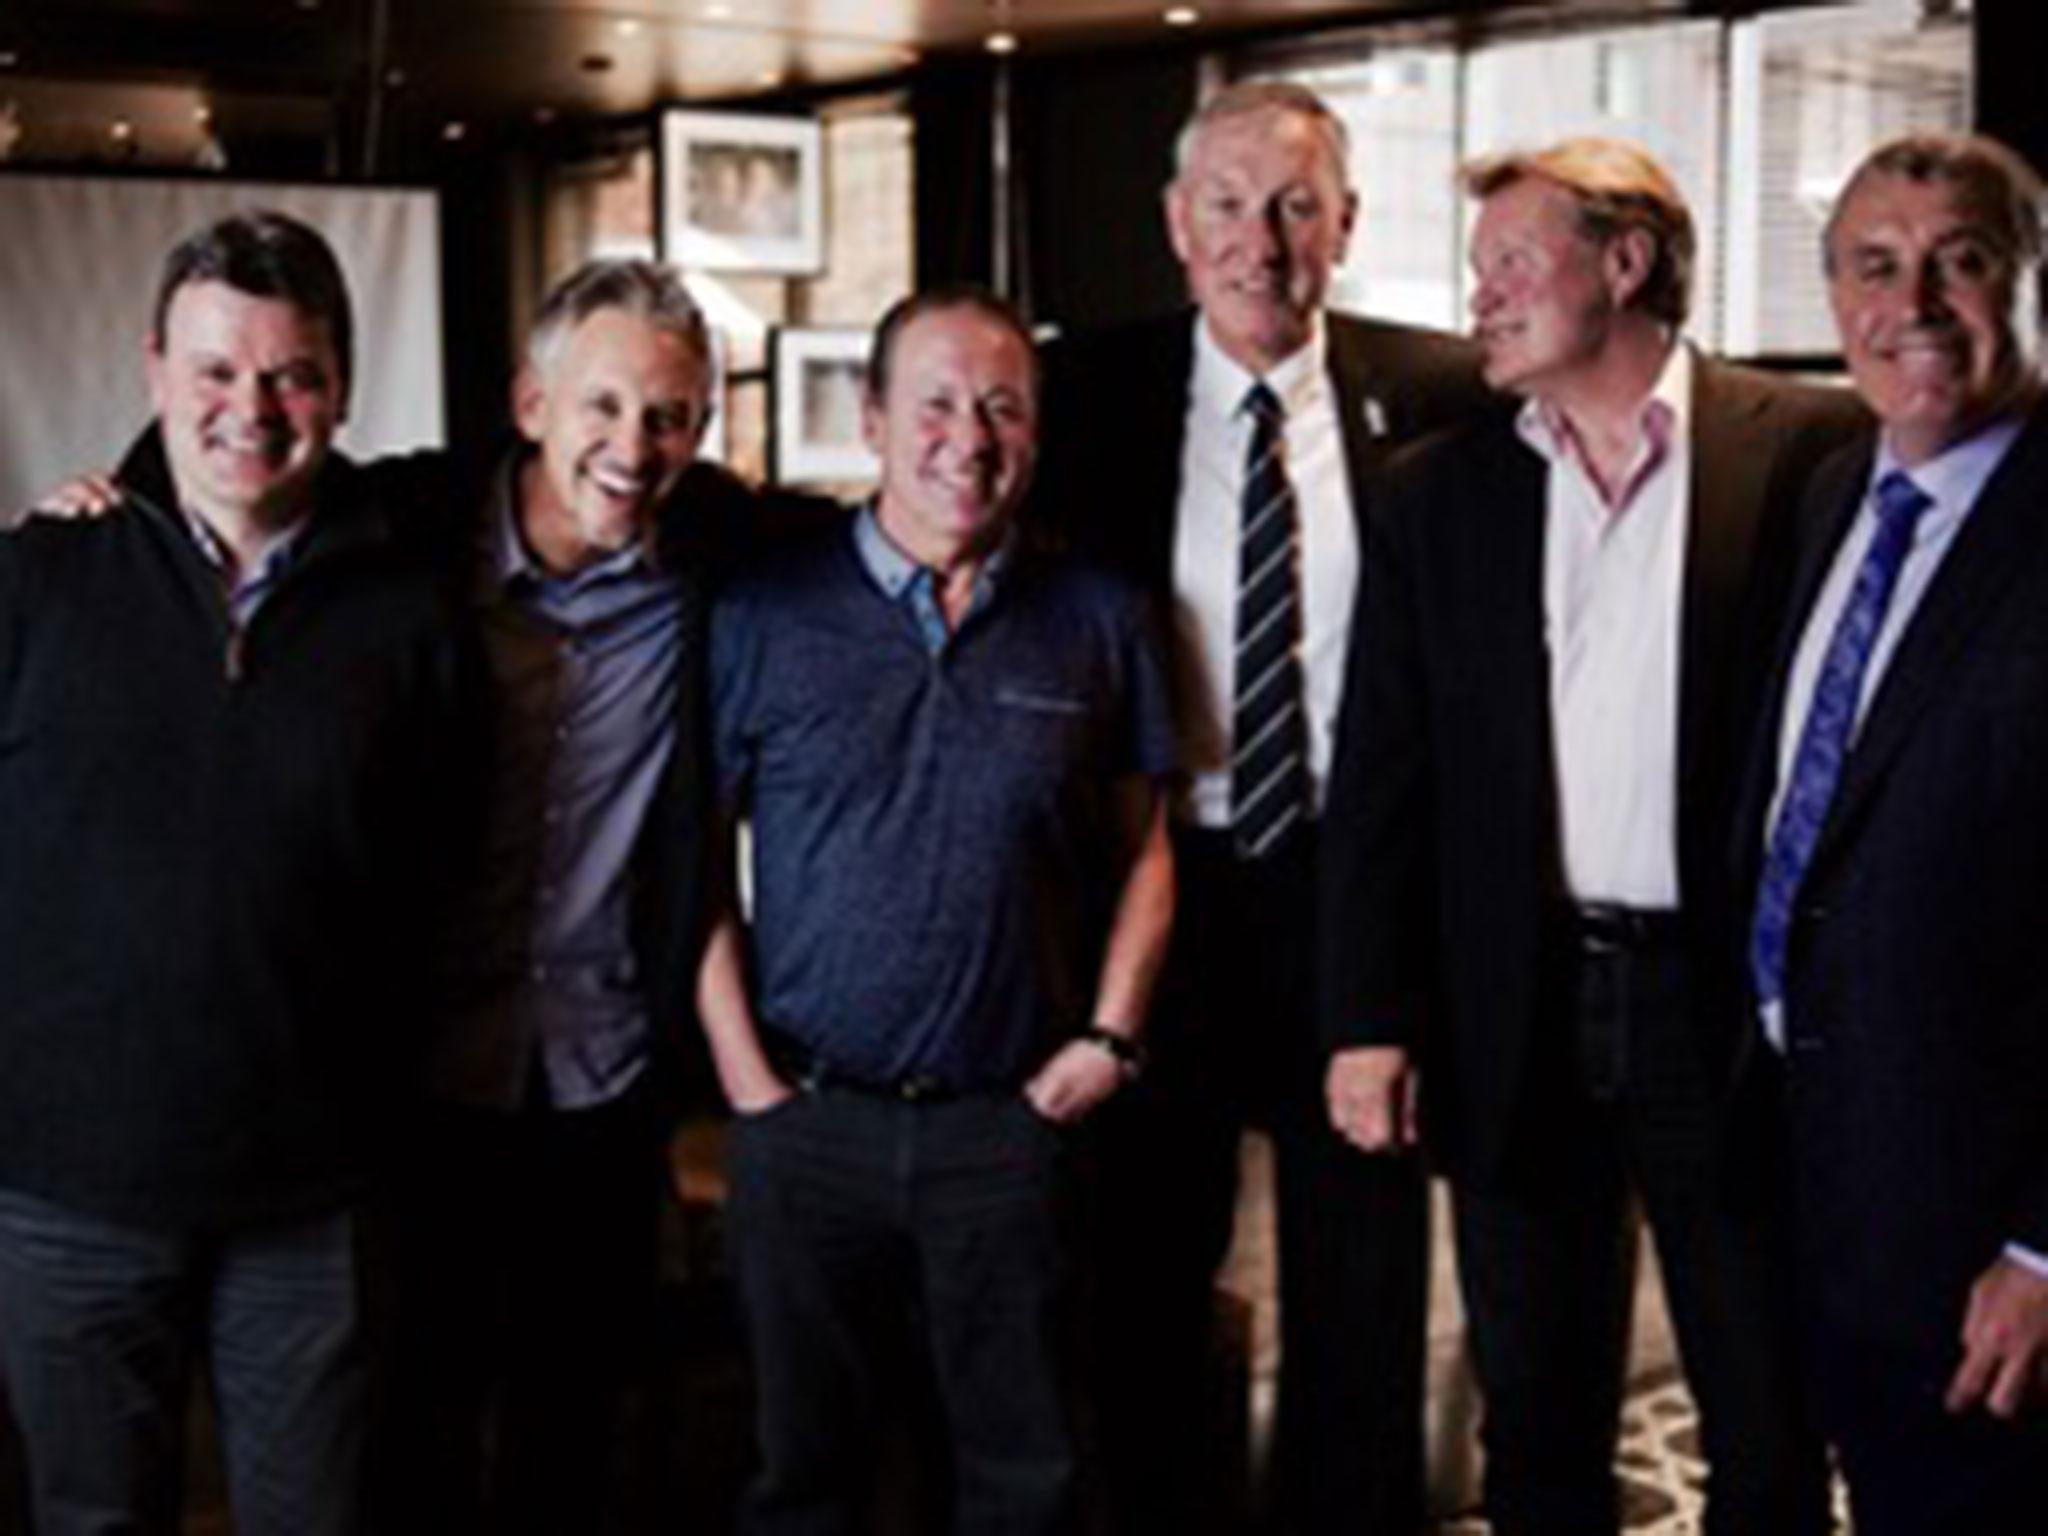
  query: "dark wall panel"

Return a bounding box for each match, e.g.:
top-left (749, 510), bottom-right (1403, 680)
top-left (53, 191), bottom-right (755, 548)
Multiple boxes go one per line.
top-left (1014, 49), bottom-right (1196, 331)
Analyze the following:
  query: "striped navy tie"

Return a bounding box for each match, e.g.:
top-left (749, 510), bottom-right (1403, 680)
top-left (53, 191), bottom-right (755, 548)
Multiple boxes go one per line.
top-left (1231, 381), bottom-right (1310, 859)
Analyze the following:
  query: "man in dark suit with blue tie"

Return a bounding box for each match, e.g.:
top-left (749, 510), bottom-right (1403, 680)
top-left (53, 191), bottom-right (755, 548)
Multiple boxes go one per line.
top-left (1740, 131), bottom-right (2048, 1534)
top-left (1034, 80), bottom-right (1489, 1535)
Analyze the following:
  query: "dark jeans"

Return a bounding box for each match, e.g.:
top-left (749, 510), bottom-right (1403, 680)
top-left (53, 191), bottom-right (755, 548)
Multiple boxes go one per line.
top-left (1087, 826), bottom-right (1428, 1536)
top-left (0, 1184), bottom-right (370, 1536)
top-left (1451, 922), bottom-right (1828, 1536)
top-left (380, 1085), bottom-right (664, 1536)
top-left (726, 1086), bottom-right (1075, 1536)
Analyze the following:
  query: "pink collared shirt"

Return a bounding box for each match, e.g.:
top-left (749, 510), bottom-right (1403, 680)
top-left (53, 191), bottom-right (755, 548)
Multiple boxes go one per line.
top-left (1519, 341), bottom-right (1693, 909)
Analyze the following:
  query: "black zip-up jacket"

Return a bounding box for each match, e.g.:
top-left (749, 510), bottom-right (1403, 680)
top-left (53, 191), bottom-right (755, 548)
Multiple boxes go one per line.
top-left (0, 426), bottom-right (473, 1227)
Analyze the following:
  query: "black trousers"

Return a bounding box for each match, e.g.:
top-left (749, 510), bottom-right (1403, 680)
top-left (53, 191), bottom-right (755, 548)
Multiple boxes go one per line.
top-left (1814, 1321), bottom-right (2048, 1536)
top-left (379, 1083), bottom-right (664, 1536)
top-left (1086, 825), bottom-right (1428, 1536)
top-left (1451, 918), bottom-right (1829, 1536)
top-left (726, 1087), bottom-right (1076, 1536)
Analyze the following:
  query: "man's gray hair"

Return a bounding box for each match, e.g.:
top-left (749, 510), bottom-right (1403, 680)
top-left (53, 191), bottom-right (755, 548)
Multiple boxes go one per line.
top-left (526, 258), bottom-right (711, 375)
top-left (1172, 79), bottom-right (1351, 183)
top-left (1822, 131), bottom-right (2046, 278)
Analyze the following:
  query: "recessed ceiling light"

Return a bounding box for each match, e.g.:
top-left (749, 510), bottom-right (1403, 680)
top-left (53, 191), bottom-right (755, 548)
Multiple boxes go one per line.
top-left (986, 31), bottom-right (1018, 55)
top-left (0, 50), bottom-right (19, 69)
top-left (614, 18), bottom-right (643, 39)
top-left (384, 66), bottom-right (407, 88)
top-left (442, 120), bottom-right (467, 142)
top-left (702, 3), bottom-right (732, 18)
top-left (110, 119), bottom-right (134, 141)
top-left (1164, 6), bottom-right (1199, 25)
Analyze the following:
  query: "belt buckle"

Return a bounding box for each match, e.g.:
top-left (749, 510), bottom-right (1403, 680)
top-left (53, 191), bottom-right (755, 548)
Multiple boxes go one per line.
top-left (1574, 903), bottom-right (1633, 956)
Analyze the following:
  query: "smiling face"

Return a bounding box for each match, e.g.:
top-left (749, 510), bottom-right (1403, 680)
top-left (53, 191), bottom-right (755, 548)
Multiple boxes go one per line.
top-left (863, 304), bottom-right (1037, 566)
top-left (514, 306), bottom-right (710, 571)
top-left (1165, 106), bottom-right (1356, 374)
top-left (145, 279), bottom-right (346, 532)
top-left (1827, 170), bottom-right (2040, 466)
top-left (1467, 175), bottom-right (1639, 400)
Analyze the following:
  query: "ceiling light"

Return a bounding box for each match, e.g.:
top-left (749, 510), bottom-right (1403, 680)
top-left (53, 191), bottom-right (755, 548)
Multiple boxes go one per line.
top-left (702, 3), bottom-right (732, 17)
top-left (0, 50), bottom-right (19, 69)
top-left (985, 31), bottom-right (1018, 55)
top-left (384, 66), bottom-right (407, 88)
top-left (1164, 6), bottom-right (1199, 24)
top-left (614, 18), bottom-right (643, 39)
top-left (442, 120), bottom-right (467, 142)
top-left (110, 119), bottom-right (134, 141)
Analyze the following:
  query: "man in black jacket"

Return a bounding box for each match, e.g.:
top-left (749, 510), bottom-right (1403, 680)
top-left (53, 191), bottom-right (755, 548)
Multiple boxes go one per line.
top-left (1320, 140), bottom-right (1861, 1535)
top-left (1034, 79), bottom-right (1491, 1536)
top-left (0, 210), bottom-right (468, 1536)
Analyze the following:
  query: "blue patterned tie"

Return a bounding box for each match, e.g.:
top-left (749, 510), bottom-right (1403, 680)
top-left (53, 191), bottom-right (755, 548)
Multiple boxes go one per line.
top-left (1232, 382), bottom-right (1310, 859)
top-left (1750, 469), bottom-right (1933, 1009)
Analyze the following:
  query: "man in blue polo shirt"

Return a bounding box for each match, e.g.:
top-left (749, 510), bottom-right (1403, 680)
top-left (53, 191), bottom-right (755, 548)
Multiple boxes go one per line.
top-left (698, 288), bottom-right (1177, 1535)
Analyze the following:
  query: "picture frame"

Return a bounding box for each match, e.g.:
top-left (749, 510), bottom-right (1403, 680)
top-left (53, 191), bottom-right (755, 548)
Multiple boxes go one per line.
top-left (770, 326), bottom-right (876, 486)
top-left (660, 109), bottom-right (824, 274)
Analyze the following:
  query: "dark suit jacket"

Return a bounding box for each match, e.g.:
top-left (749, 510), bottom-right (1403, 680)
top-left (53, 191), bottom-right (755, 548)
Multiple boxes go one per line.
top-left (1033, 308), bottom-right (1492, 600)
top-left (1733, 401), bottom-right (2048, 1358)
top-left (1322, 356), bottom-right (1864, 1186)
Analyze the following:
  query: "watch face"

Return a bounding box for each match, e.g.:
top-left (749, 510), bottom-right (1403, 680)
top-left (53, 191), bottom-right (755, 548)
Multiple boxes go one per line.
top-left (1083, 1026), bottom-right (1143, 1075)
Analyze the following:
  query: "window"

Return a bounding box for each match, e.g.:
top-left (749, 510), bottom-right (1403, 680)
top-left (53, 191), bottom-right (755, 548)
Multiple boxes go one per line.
top-left (1261, 2), bottom-right (1972, 359)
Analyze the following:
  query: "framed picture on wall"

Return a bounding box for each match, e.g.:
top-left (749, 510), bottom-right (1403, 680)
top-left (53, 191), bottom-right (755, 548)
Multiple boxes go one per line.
top-left (770, 327), bottom-right (875, 485)
top-left (660, 109), bottom-right (823, 274)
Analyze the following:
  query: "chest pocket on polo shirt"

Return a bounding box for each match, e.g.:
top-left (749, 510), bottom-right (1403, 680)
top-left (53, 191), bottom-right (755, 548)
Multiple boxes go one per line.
top-left (988, 680), bottom-right (1094, 781)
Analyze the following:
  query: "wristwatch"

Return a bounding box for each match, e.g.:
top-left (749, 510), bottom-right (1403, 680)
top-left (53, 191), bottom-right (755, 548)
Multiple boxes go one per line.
top-left (1078, 1024), bottom-right (1145, 1080)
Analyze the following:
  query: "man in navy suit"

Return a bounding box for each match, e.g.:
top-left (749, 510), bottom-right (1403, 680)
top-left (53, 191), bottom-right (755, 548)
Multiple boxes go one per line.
top-left (1740, 131), bottom-right (2048, 1534)
top-left (1035, 80), bottom-right (1490, 1535)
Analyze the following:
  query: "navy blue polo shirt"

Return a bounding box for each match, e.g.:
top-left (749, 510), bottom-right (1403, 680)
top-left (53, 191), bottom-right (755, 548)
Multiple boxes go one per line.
top-left (711, 508), bottom-right (1177, 1089)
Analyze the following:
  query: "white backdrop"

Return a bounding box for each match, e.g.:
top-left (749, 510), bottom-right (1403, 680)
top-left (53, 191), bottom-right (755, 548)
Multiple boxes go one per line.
top-left (0, 175), bottom-right (443, 520)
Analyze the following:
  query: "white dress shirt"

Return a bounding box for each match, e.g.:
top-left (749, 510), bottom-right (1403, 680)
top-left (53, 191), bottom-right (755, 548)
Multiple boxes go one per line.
top-left (1757, 413), bottom-right (2043, 1277)
top-left (1172, 313), bottom-right (1358, 828)
top-left (1521, 341), bottom-right (1693, 909)
top-left (1767, 416), bottom-right (2024, 821)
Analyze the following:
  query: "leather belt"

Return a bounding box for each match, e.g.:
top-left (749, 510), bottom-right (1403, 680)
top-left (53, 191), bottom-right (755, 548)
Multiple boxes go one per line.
top-left (1558, 901), bottom-right (1684, 957)
top-left (766, 1034), bottom-right (965, 1103)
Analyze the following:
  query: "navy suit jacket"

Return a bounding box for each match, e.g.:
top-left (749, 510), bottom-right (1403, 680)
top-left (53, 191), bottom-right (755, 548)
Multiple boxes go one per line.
top-left (1734, 400), bottom-right (2048, 1358)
